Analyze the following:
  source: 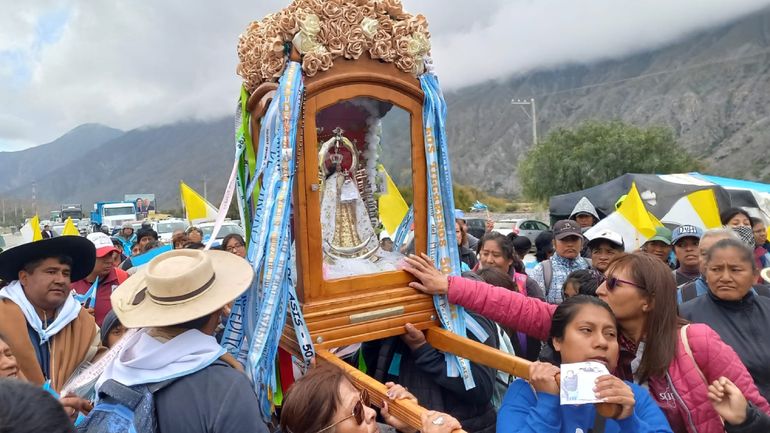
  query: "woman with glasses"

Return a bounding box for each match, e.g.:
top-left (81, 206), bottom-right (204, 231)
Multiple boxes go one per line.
top-left (222, 234), bottom-right (247, 259)
top-left (499, 295), bottom-right (672, 433)
top-left (403, 252), bottom-right (770, 433)
top-left (280, 363), bottom-right (461, 433)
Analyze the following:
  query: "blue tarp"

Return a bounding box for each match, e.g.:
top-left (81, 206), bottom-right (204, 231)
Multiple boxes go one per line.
top-left (690, 172), bottom-right (770, 194)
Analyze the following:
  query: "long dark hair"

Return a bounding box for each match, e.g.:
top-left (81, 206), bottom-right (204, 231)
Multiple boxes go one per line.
top-left (477, 232), bottom-right (524, 274)
top-left (606, 252), bottom-right (683, 382)
top-left (535, 231), bottom-right (554, 262)
top-left (720, 207), bottom-right (752, 226)
top-left (546, 295), bottom-right (617, 364)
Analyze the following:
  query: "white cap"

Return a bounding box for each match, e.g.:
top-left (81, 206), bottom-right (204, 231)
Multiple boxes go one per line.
top-left (585, 229), bottom-right (624, 248)
top-left (86, 232), bottom-right (120, 258)
top-left (379, 231), bottom-right (392, 241)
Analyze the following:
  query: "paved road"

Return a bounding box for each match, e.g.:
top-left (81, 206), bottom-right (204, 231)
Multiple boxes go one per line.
top-left (1, 233), bottom-right (24, 250)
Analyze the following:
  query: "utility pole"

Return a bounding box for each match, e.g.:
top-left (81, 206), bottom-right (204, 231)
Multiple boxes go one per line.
top-left (203, 176), bottom-right (208, 200)
top-left (1, 198), bottom-right (5, 225)
top-left (511, 98), bottom-right (538, 146)
top-left (32, 181), bottom-right (37, 216)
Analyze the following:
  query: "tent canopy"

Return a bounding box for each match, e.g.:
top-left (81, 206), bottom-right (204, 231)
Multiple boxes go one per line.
top-left (548, 173), bottom-right (754, 224)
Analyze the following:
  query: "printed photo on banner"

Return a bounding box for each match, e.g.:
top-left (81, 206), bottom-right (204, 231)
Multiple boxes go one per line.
top-left (124, 194), bottom-right (156, 218)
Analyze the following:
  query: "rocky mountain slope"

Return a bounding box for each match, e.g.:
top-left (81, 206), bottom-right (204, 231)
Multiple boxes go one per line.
top-left (2, 8), bottom-right (770, 209)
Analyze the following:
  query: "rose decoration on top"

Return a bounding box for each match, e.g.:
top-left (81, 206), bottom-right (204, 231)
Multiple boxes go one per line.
top-left (236, 0), bottom-right (432, 93)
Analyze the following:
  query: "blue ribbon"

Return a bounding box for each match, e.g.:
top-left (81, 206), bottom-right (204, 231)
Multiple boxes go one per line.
top-left (73, 277), bottom-right (98, 309)
top-left (420, 73), bottom-right (481, 389)
top-left (220, 61), bottom-right (307, 421)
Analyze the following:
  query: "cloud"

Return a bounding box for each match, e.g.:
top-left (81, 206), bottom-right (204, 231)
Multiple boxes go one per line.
top-left (429, 0), bottom-right (770, 88)
top-left (1, 0), bottom-right (769, 150)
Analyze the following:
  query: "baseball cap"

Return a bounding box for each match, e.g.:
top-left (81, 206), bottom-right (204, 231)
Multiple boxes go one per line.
top-left (672, 225), bottom-right (703, 245)
top-left (87, 232), bottom-right (121, 258)
top-left (454, 209), bottom-right (466, 220)
top-left (379, 230), bottom-right (392, 241)
top-left (552, 220), bottom-right (582, 240)
top-left (586, 229), bottom-right (624, 249)
top-left (646, 226), bottom-right (673, 245)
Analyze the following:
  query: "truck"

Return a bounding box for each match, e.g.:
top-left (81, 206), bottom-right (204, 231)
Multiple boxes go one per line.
top-left (60, 204), bottom-right (83, 221)
top-left (90, 201), bottom-right (137, 232)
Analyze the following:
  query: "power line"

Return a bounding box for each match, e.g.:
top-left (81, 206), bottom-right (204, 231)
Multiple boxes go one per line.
top-left (527, 47), bottom-right (770, 99)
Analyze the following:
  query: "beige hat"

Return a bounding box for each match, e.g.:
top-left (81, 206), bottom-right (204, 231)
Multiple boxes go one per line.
top-left (762, 267), bottom-right (770, 285)
top-left (111, 249), bottom-right (253, 328)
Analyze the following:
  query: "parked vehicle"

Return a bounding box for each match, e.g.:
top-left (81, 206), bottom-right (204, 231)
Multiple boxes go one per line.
top-left (61, 204), bottom-right (83, 221)
top-left (492, 218), bottom-right (549, 247)
top-left (154, 219), bottom-right (189, 243)
top-left (198, 221), bottom-right (244, 245)
top-left (90, 201), bottom-right (137, 231)
top-left (464, 217), bottom-right (487, 240)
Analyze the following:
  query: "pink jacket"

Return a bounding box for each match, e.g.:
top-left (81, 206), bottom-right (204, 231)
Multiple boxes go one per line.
top-left (447, 276), bottom-right (770, 433)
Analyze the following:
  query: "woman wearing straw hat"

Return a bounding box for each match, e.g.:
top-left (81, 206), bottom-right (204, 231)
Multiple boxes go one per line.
top-left (80, 249), bottom-right (269, 433)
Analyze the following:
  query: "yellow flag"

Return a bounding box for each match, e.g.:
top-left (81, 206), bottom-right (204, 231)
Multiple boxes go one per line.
top-left (377, 164), bottom-right (409, 235)
top-left (20, 215), bottom-right (43, 243)
top-left (617, 182), bottom-right (657, 239)
top-left (180, 181), bottom-right (218, 224)
top-left (61, 217), bottom-right (80, 236)
top-left (687, 189), bottom-right (721, 229)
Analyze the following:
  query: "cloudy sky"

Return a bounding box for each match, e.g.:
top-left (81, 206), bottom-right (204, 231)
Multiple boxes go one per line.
top-left (2, 0), bottom-right (769, 151)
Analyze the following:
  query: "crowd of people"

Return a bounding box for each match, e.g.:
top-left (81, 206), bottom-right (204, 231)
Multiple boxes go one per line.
top-left (1, 197), bottom-right (770, 433)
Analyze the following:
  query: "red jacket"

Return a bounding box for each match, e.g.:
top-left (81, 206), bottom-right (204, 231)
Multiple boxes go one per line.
top-left (447, 276), bottom-right (770, 433)
top-left (71, 267), bottom-right (128, 326)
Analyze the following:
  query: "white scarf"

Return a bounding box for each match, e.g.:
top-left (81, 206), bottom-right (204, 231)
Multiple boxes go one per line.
top-left (0, 280), bottom-right (81, 344)
top-left (96, 329), bottom-right (225, 390)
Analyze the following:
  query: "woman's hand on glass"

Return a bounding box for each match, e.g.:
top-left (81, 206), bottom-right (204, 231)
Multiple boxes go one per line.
top-left (594, 375), bottom-right (635, 419)
top-left (403, 253), bottom-right (449, 295)
top-left (708, 376), bottom-right (748, 425)
top-left (381, 382), bottom-right (419, 433)
top-left (528, 361), bottom-right (560, 395)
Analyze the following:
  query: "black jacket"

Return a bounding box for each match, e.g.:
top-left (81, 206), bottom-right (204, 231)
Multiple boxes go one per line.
top-left (155, 362), bottom-right (269, 433)
top-left (680, 289), bottom-right (770, 403)
top-left (362, 313), bottom-right (498, 433)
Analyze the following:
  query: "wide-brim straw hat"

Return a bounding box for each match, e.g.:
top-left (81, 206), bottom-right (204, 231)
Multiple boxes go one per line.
top-left (762, 267), bottom-right (770, 285)
top-left (111, 249), bottom-right (253, 328)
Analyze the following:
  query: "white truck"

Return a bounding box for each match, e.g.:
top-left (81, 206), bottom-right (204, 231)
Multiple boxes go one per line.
top-left (91, 201), bottom-right (137, 232)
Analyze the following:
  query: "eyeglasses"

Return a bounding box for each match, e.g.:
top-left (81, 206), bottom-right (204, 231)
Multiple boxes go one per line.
top-left (226, 243), bottom-right (245, 253)
top-left (606, 276), bottom-right (645, 291)
top-left (316, 389), bottom-right (369, 433)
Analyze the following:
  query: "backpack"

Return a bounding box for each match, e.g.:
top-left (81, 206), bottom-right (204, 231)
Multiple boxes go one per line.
top-left (76, 378), bottom-right (177, 433)
top-left (76, 360), bottom-right (231, 433)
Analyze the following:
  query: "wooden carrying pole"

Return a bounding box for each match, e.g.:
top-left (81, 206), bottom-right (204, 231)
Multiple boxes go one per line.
top-left (426, 328), bottom-right (623, 419)
top-left (317, 328), bottom-right (621, 432)
top-left (316, 349), bottom-right (467, 433)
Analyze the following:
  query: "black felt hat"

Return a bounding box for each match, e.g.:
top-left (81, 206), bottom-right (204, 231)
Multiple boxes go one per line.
top-left (0, 236), bottom-right (96, 282)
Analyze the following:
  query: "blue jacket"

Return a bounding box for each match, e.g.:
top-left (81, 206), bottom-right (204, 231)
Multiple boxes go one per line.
top-left (498, 379), bottom-right (673, 433)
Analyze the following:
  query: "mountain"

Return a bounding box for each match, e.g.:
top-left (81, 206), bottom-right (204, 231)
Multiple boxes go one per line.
top-left (441, 8), bottom-right (770, 195)
top-left (3, 118), bottom-right (234, 212)
top-left (0, 124), bottom-right (123, 194)
top-left (2, 8), bottom-right (770, 210)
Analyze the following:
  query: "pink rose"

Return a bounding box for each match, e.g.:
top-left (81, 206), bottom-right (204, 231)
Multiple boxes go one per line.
top-left (395, 54), bottom-right (416, 75)
top-left (369, 39), bottom-right (393, 62)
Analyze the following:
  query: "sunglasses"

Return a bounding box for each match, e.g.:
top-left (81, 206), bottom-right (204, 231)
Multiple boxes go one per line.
top-left (606, 276), bottom-right (645, 291)
top-left (316, 389), bottom-right (369, 433)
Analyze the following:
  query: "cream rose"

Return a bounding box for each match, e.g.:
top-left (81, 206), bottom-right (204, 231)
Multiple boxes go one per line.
top-left (360, 17), bottom-right (378, 38)
top-left (298, 13), bottom-right (321, 36)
